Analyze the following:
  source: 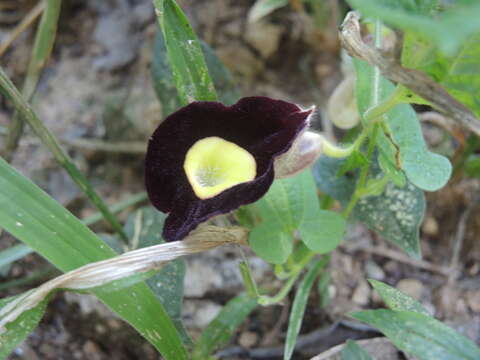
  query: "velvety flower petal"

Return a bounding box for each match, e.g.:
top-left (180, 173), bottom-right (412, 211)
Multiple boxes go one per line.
top-left (145, 96), bottom-right (312, 241)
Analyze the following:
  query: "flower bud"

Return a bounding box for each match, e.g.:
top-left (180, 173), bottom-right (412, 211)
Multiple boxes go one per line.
top-left (274, 131), bottom-right (323, 178)
top-left (327, 74), bottom-right (360, 130)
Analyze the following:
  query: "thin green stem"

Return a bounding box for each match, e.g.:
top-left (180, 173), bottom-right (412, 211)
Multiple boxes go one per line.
top-left (4, 0), bottom-right (62, 160)
top-left (321, 125), bottom-right (370, 159)
top-left (343, 19), bottom-right (384, 219)
top-left (342, 125), bottom-right (379, 218)
top-left (0, 67), bottom-right (129, 242)
top-left (258, 251), bottom-right (316, 306)
top-left (364, 90), bottom-right (399, 123)
top-left (82, 192), bottom-right (148, 226)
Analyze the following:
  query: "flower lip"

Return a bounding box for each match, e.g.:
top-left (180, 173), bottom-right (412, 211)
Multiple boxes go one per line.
top-left (183, 136), bottom-right (257, 199)
top-left (145, 96), bottom-right (312, 241)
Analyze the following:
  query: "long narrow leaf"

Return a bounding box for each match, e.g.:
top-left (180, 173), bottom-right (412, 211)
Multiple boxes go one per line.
top-left (153, 0), bottom-right (217, 104)
top-left (5, 0), bottom-right (62, 158)
top-left (0, 67), bottom-right (128, 241)
top-left (284, 258), bottom-right (326, 360)
top-left (192, 294), bottom-right (257, 359)
top-left (352, 310), bottom-right (480, 360)
top-left (0, 157), bottom-right (187, 359)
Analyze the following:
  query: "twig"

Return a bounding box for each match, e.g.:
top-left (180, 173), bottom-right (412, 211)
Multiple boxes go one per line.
top-left (344, 244), bottom-right (450, 276)
top-left (260, 299), bottom-right (290, 346)
top-left (448, 193), bottom-right (480, 284)
top-left (419, 111), bottom-right (457, 133)
top-left (311, 337), bottom-right (393, 360)
top-left (0, 1), bottom-right (45, 57)
top-left (339, 12), bottom-right (480, 136)
top-left (215, 320), bottom-right (378, 359)
top-left (62, 138), bottom-right (146, 154)
top-left (0, 225), bottom-right (248, 331)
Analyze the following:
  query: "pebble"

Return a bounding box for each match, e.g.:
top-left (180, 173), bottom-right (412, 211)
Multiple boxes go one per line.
top-left (365, 260), bottom-right (386, 281)
top-left (183, 300), bottom-right (223, 329)
top-left (245, 21), bottom-right (284, 59)
top-left (466, 290), bottom-right (480, 312)
top-left (422, 216), bottom-right (439, 236)
top-left (396, 278), bottom-right (424, 300)
top-left (238, 331), bottom-right (258, 348)
top-left (352, 279), bottom-right (370, 306)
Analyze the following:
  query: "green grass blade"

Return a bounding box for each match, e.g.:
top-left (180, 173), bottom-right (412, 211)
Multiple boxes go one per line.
top-left (0, 157), bottom-right (187, 359)
top-left (0, 192), bottom-right (147, 271)
top-left (368, 279), bottom-right (429, 315)
top-left (153, 0), bottom-right (217, 104)
top-left (192, 294), bottom-right (257, 359)
top-left (0, 66), bottom-right (128, 242)
top-left (284, 258), bottom-right (326, 360)
top-left (0, 295), bottom-right (50, 359)
top-left (4, 0), bottom-right (62, 159)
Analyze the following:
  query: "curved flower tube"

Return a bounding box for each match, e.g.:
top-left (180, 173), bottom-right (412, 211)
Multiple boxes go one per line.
top-left (145, 96), bottom-right (313, 241)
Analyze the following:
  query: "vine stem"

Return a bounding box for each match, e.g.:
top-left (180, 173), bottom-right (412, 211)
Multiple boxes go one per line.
top-left (342, 18), bottom-right (383, 219)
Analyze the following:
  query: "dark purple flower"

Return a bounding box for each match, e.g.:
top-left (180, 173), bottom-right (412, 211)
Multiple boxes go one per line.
top-left (145, 96), bottom-right (312, 241)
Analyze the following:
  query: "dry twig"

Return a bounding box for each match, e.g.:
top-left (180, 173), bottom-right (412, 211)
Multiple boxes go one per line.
top-left (344, 244), bottom-right (450, 276)
top-left (339, 12), bottom-right (480, 136)
top-left (0, 1), bottom-right (45, 57)
top-left (0, 225), bottom-right (248, 332)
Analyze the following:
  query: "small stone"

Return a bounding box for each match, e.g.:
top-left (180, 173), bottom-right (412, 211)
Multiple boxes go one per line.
top-left (184, 260), bottom-right (223, 297)
top-left (245, 21), bottom-right (284, 59)
top-left (365, 260), bottom-right (386, 281)
top-left (396, 278), bottom-right (423, 300)
top-left (82, 341), bottom-right (104, 360)
top-left (183, 300), bottom-right (223, 329)
top-left (466, 290), bottom-right (480, 312)
top-left (238, 331), bottom-right (258, 348)
top-left (422, 216), bottom-right (439, 236)
top-left (352, 279), bottom-right (370, 306)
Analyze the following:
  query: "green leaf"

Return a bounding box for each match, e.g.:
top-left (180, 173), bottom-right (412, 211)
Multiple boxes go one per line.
top-left (250, 224), bottom-right (293, 264)
top-left (0, 158), bottom-right (187, 359)
top-left (192, 294), bottom-right (257, 360)
top-left (124, 207), bottom-right (190, 345)
top-left (338, 150), bottom-right (370, 176)
top-left (341, 340), bottom-right (374, 360)
top-left (300, 208), bottom-right (345, 254)
top-left (0, 295), bottom-right (49, 359)
top-left (249, 170), bottom-right (344, 264)
top-left (354, 59), bottom-right (451, 192)
top-left (248, 0), bottom-right (289, 23)
top-left (249, 222), bottom-right (293, 264)
top-left (347, 0), bottom-right (480, 55)
top-left (368, 279), bottom-right (429, 315)
top-left (351, 310), bottom-right (480, 360)
top-left (151, 30), bottom-right (241, 115)
top-left (284, 259), bottom-right (325, 360)
top-left (153, 0), bottom-right (217, 104)
top-left (313, 157), bottom-right (424, 257)
top-left (403, 31), bottom-right (480, 119)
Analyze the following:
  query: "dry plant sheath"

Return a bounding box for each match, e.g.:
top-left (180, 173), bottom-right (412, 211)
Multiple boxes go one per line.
top-left (339, 12), bottom-right (480, 136)
top-left (0, 225), bottom-right (248, 333)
